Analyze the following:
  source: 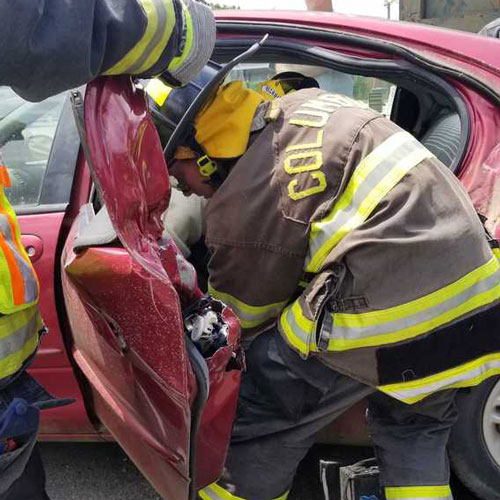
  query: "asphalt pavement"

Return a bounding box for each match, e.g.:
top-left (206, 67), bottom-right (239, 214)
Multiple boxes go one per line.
top-left (40, 443), bottom-right (479, 500)
top-left (41, 442), bottom-right (161, 500)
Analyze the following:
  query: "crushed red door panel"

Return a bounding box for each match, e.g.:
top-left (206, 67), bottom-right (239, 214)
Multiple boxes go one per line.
top-left (61, 76), bottom-right (241, 499)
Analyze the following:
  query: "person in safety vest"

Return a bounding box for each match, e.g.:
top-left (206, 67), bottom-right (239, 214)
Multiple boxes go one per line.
top-left (152, 42), bottom-right (500, 500)
top-left (0, 1), bottom-right (215, 498)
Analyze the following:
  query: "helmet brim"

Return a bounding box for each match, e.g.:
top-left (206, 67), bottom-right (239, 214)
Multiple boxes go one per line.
top-left (164, 35), bottom-right (269, 163)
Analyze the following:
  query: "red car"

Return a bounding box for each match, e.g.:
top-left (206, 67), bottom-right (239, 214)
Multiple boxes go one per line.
top-left (1, 10), bottom-right (499, 500)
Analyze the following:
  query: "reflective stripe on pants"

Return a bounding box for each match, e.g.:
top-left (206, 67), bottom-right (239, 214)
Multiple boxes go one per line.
top-left (384, 485), bottom-right (453, 500)
top-left (368, 390), bottom-right (457, 500)
top-left (199, 482), bottom-right (288, 500)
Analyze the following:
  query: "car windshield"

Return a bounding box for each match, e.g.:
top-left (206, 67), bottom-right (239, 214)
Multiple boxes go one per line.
top-left (0, 91), bottom-right (66, 206)
top-left (0, 88), bottom-right (24, 120)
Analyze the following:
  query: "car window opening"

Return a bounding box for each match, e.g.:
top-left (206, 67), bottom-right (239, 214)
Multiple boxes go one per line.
top-left (213, 39), bottom-right (470, 174)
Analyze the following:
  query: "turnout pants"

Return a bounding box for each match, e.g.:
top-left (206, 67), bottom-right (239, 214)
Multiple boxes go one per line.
top-left (199, 330), bottom-right (457, 500)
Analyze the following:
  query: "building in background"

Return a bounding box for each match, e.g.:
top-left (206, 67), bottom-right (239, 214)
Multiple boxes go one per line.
top-left (400, 0), bottom-right (500, 32)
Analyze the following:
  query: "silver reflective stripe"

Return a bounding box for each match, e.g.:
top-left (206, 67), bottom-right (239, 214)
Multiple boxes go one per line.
top-left (0, 214), bottom-right (37, 304)
top-left (279, 302), bottom-right (318, 357)
top-left (280, 304), bottom-right (313, 347)
top-left (304, 93), bottom-right (362, 109)
top-left (299, 95), bottom-right (359, 113)
top-left (0, 311), bottom-right (38, 360)
top-left (290, 93), bottom-right (362, 125)
top-left (306, 132), bottom-right (432, 272)
top-left (383, 356), bottom-right (500, 402)
top-left (230, 302), bottom-right (283, 328)
top-left (199, 486), bottom-right (221, 500)
top-left (126, 0), bottom-right (169, 74)
top-left (331, 267), bottom-right (500, 345)
top-left (230, 302), bottom-right (284, 328)
top-left (208, 285), bottom-right (286, 329)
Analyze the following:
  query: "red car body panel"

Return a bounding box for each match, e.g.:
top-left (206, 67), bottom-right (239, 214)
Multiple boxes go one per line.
top-left (61, 77), bottom-right (241, 496)
top-left (17, 212), bottom-right (96, 436)
top-left (455, 85), bottom-right (500, 239)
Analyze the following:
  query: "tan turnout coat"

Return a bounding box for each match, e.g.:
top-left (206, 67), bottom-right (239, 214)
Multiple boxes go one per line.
top-left (205, 89), bottom-right (500, 404)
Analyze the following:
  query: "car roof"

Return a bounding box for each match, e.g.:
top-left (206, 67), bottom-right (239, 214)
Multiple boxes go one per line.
top-left (215, 11), bottom-right (500, 74)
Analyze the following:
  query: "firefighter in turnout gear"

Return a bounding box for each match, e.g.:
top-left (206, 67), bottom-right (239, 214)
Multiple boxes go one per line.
top-left (150, 44), bottom-right (500, 500)
top-left (0, 1), bottom-right (215, 498)
top-left (0, 0), bottom-right (215, 101)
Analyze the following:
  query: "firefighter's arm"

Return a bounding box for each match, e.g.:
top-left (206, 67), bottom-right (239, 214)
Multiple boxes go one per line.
top-left (0, 0), bottom-right (213, 101)
top-left (207, 242), bottom-right (305, 333)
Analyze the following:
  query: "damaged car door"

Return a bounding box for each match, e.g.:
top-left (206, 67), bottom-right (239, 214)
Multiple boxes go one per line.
top-left (60, 76), bottom-right (243, 500)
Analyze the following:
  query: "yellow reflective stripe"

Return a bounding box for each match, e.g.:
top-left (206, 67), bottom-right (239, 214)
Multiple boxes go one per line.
top-left (494, 247), bottom-right (500, 259)
top-left (0, 307), bottom-right (38, 340)
top-left (279, 306), bottom-right (309, 355)
top-left (0, 331), bottom-right (38, 379)
top-left (330, 282), bottom-right (500, 350)
top-left (208, 285), bottom-right (287, 329)
top-left (0, 233), bottom-right (14, 310)
top-left (105, 0), bottom-right (174, 75)
top-left (167, 0), bottom-right (193, 73)
top-left (0, 308), bottom-right (39, 379)
top-left (138, 0), bottom-right (175, 74)
top-left (307, 131), bottom-right (408, 271)
top-left (199, 490), bottom-right (211, 500)
top-left (336, 256), bottom-right (499, 328)
top-left (327, 256), bottom-right (500, 351)
top-left (105, 0), bottom-right (159, 74)
top-left (306, 132), bottom-right (433, 273)
top-left (1, 188), bottom-right (23, 256)
top-left (385, 485), bottom-right (452, 500)
top-left (146, 78), bottom-right (172, 106)
top-left (200, 482), bottom-right (289, 500)
top-left (0, 187), bottom-right (38, 312)
top-left (279, 300), bottom-right (317, 356)
top-left (379, 353), bottom-right (500, 404)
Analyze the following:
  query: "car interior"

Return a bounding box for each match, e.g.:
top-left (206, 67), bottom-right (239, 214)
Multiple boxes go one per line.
top-left (214, 40), bottom-right (468, 172)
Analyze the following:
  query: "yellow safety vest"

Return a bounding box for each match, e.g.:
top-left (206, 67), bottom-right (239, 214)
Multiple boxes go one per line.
top-left (0, 163), bottom-right (41, 380)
